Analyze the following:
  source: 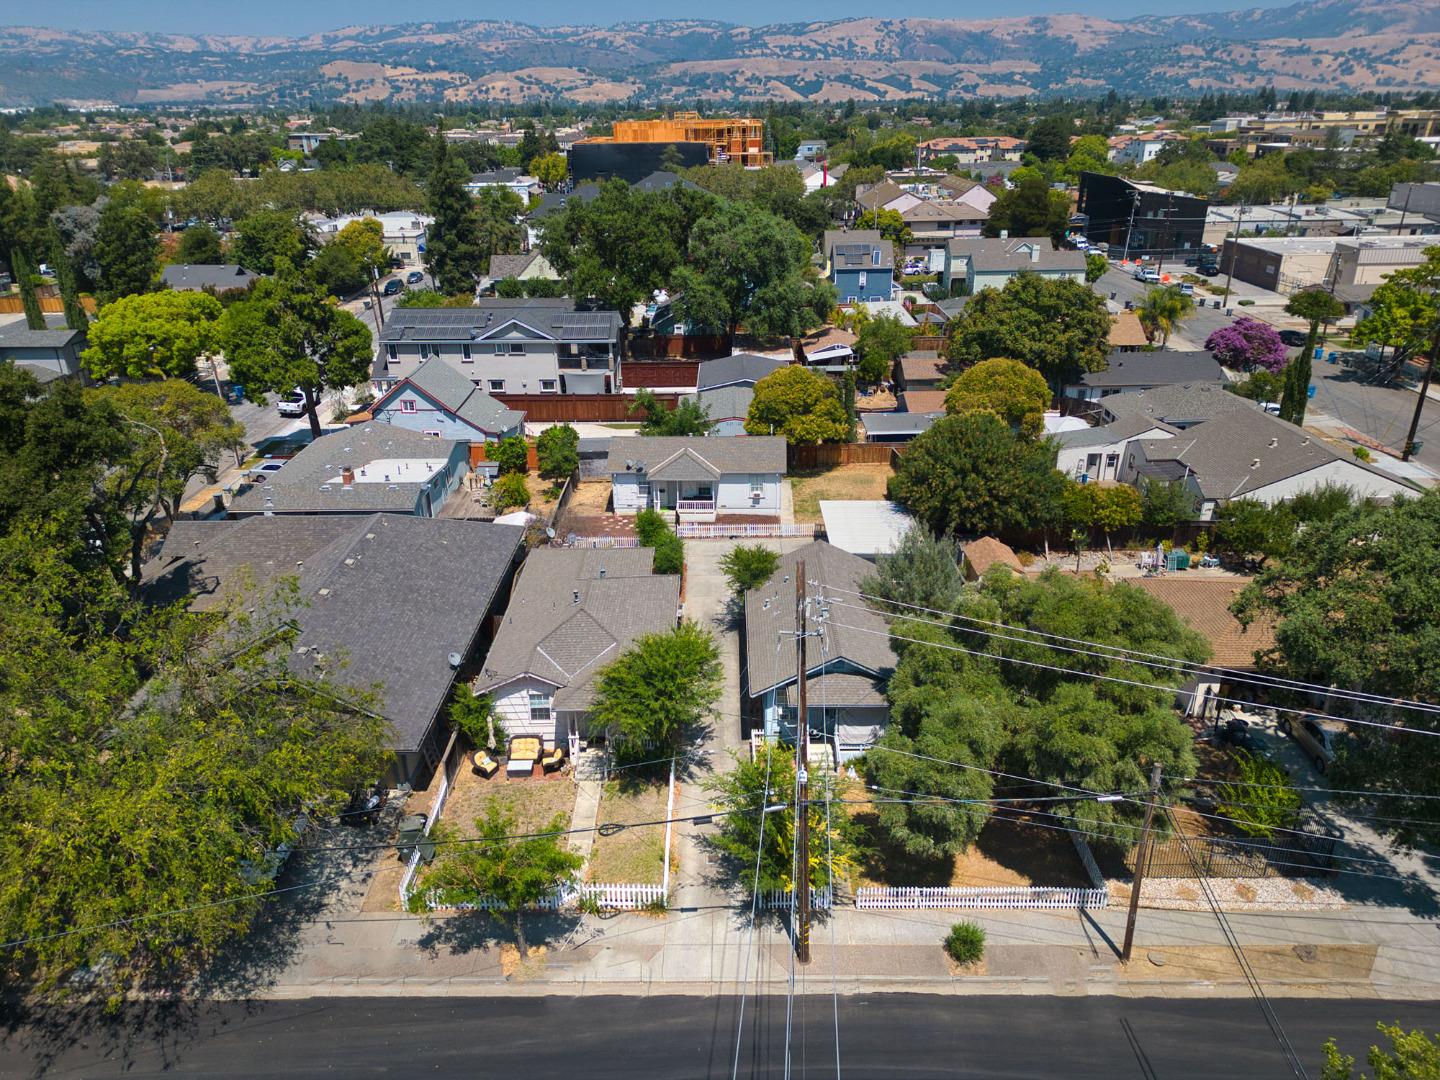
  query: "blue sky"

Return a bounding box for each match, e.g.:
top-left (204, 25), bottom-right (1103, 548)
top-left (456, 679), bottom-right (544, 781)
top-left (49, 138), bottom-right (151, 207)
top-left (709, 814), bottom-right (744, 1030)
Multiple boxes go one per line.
top-left (9, 0), bottom-right (1297, 36)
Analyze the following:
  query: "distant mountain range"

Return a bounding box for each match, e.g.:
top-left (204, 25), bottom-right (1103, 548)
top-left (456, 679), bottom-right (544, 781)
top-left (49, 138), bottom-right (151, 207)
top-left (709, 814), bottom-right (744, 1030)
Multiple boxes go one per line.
top-left (2, 0), bottom-right (1438, 107)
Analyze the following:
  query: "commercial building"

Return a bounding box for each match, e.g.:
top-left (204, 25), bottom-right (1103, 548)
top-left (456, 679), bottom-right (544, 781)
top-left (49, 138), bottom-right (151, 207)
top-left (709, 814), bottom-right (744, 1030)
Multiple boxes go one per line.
top-left (572, 113), bottom-right (769, 181)
top-left (1218, 235), bottom-right (1438, 295)
top-left (1076, 173), bottom-right (1208, 262)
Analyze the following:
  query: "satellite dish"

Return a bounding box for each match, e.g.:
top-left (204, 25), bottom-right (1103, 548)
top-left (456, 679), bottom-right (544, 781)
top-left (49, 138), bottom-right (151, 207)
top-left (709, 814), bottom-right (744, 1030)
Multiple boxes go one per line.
top-left (546, 527), bottom-right (556, 539)
top-left (448, 652), bottom-right (463, 669)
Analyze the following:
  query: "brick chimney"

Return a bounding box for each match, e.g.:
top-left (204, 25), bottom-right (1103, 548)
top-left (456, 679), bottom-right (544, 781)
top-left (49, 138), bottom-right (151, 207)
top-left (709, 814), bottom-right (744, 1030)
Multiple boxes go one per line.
top-left (342, 466), bottom-right (355, 486)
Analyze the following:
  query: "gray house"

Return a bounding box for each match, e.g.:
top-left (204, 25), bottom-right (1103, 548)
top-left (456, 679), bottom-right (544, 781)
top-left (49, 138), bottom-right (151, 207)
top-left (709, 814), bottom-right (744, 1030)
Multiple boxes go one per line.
top-left (682, 386), bottom-right (754, 436)
top-left (608, 436), bottom-right (787, 521)
top-left (474, 547), bottom-right (680, 753)
top-left (160, 264), bottom-right (259, 294)
top-left (0, 316), bottom-right (87, 383)
top-left (1063, 350), bottom-right (1230, 401)
top-left (144, 513), bottom-right (524, 784)
top-left (943, 236), bottom-right (1086, 294)
top-left (228, 423), bottom-right (469, 518)
top-left (744, 540), bottom-right (896, 760)
top-left (685, 354), bottom-right (790, 435)
top-left (374, 299), bottom-right (625, 397)
top-left (370, 358), bottom-right (524, 444)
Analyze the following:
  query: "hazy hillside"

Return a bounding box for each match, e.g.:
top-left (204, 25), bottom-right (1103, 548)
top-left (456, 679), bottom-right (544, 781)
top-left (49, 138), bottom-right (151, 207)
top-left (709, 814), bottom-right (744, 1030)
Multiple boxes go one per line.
top-left (1, 0), bottom-right (1437, 106)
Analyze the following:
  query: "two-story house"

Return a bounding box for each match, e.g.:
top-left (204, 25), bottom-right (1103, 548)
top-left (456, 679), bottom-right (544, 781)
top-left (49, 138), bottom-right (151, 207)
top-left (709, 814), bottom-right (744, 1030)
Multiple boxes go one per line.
top-left (373, 299), bottom-right (625, 397)
top-left (370, 358), bottom-right (525, 444)
top-left (942, 236), bottom-right (1087, 295)
top-left (823, 229), bottom-right (895, 303)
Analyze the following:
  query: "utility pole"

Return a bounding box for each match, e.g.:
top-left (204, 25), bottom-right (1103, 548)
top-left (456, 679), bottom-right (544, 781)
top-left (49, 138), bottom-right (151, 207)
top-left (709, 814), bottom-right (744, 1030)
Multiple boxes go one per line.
top-left (1121, 189), bottom-right (1142, 264)
top-left (1222, 205), bottom-right (1246, 304)
top-left (369, 266), bottom-right (386, 335)
top-left (1121, 763), bottom-right (1164, 964)
top-left (1401, 321), bottom-right (1440, 462)
top-left (794, 561), bottom-right (811, 966)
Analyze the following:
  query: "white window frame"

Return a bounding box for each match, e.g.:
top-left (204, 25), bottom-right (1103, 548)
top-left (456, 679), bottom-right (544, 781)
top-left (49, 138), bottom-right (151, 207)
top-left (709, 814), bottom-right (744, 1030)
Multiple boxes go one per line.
top-left (424, 429), bottom-right (442, 438)
top-left (858, 271), bottom-right (867, 288)
top-left (539, 379), bottom-right (558, 393)
top-left (750, 474), bottom-right (765, 498)
top-left (386, 345), bottom-right (398, 361)
top-left (488, 379), bottom-right (506, 393)
top-left (528, 691), bottom-right (552, 723)
top-left (401, 398), bottom-right (417, 414)
top-left (462, 344), bottom-right (472, 361)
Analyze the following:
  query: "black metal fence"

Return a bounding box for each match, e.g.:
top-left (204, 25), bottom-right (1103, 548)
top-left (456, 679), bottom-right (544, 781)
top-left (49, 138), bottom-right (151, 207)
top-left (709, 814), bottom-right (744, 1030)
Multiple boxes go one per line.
top-left (1128, 829), bottom-right (1338, 879)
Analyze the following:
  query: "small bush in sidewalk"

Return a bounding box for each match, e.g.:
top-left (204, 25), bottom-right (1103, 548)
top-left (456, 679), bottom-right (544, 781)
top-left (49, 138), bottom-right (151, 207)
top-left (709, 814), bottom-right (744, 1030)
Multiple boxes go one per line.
top-left (944, 921), bottom-right (985, 966)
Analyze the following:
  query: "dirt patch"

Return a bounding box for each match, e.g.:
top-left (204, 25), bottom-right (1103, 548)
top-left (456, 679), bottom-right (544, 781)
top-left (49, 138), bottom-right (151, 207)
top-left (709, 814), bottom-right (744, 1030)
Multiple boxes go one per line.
top-left (586, 778), bottom-right (671, 885)
top-left (556, 481), bottom-right (639, 539)
top-left (441, 761), bottom-right (577, 840)
top-left (501, 943), bottom-right (550, 978)
top-left (945, 955), bottom-right (989, 977)
top-left (526, 470), bottom-right (562, 522)
top-left (789, 464), bottom-right (894, 524)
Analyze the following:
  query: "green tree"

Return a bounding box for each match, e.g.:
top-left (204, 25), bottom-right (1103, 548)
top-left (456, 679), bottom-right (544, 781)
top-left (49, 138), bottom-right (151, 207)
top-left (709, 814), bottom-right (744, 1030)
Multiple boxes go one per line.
top-left (841, 367), bottom-right (858, 441)
top-left (745, 365), bottom-right (849, 444)
top-left (491, 470), bottom-right (530, 511)
top-left (1140, 479), bottom-right (1198, 528)
top-left (651, 530), bottom-right (684, 575)
top-left (944, 357), bottom-right (1052, 438)
top-left (474, 187), bottom-right (525, 263)
top-left (411, 808), bottom-right (582, 957)
top-left (706, 744), bottom-right (861, 896)
top-left (82, 290), bottom-right (223, 381)
top-left (308, 241), bottom-right (368, 298)
top-left (719, 543), bottom-right (781, 595)
top-left (530, 152), bottom-right (568, 189)
top-left (446, 685), bottom-right (500, 750)
top-left (535, 423), bottom-right (579, 482)
top-left (53, 245), bottom-right (88, 331)
top-left (13, 248), bottom-right (45, 330)
top-left (860, 525), bottom-right (965, 614)
top-left (1213, 498), bottom-right (1293, 566)
top-left (855, 207), bottom-right (912, 248)
top-left (231, 209), bottom-right (310, 276)
top-left (1322, 1023), bottom-right (1440, 1080)
top-left (628, 388), bottom-right (711, 436)
top-left (1281, 289), bottom-right (1344, 427)
top-left (983, 173), bottom-right (1071, 244)
top-left (425, 138), bottom-right (486, 297)
top-left (219, 259), bottom-right (372, 438)
top-left (94, 203), bottom-right (159, 303)
top-left (1135, 284), bottom-right (1195, 346)
top-left (856, 313), bottom-right (913, 383)
top-left (176, 223), bottom-right (224, 264)
top-left (1091, 484), bottom-right (1143, 558)
top-left (590, 621), bottom-right (722, 755)
top-left (493, 435), bottom-right (529, 475)
top-left (1085, 251), bottom-right (1109, 284)
top-left (888, 412), bottom-right (1066, 539)
top-left (1026, 116), bottom-right (1075, 161)
top-left (1216, 751), bottom-right (1300, 838)
top-left (944, 273), bottom-right (1111, 389)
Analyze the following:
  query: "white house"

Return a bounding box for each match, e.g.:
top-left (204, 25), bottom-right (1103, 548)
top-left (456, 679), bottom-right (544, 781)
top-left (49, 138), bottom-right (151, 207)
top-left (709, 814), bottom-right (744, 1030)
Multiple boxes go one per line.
top-left (307, 210), bottom-right (432, 268)
top-left (1052, 415), bottom-right (1180, 483)
top-left (474, 547), bottom-right (680, 753)
top-left (608, 436), bottom-right (787, 522)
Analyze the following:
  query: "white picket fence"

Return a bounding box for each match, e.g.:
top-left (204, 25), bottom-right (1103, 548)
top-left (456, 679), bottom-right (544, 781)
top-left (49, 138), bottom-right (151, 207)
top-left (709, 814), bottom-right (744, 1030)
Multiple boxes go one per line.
top-left (854, 885), bottom-right (1108, 910)
top-left (757, 887), bottom-right (834, 911)
top-left (419, 881), bottom-right (667, 913)
top-left (676, 523), bottom-right (820, 540)
top-left (560, 535), bottom-right (641, 548)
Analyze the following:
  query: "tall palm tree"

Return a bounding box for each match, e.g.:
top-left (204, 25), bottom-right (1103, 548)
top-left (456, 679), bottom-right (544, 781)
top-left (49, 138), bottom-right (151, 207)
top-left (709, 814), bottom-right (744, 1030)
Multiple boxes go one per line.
top-left (1136, 285), bottom-right (1195, 346)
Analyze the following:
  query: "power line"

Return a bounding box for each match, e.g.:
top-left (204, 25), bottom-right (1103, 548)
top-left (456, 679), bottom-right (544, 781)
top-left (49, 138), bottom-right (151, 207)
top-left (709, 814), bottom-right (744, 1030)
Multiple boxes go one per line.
top-left (731, 737), bottom-right (776, 1080)
top-left (1172, 774), bottom-right (1440, 803)
top-left (818, 584), bottom-right (1440, 720)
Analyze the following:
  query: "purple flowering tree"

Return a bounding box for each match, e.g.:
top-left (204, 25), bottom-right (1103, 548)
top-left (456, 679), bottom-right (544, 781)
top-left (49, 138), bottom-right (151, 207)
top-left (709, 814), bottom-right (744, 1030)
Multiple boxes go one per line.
top-left (1205, 318), bottom-right (1289, 373)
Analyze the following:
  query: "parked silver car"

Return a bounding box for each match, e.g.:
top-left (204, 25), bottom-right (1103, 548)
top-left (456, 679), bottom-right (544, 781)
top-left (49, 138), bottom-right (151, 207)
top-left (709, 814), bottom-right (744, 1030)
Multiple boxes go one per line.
top-left (1279, 716), bottom-right (1341, 773)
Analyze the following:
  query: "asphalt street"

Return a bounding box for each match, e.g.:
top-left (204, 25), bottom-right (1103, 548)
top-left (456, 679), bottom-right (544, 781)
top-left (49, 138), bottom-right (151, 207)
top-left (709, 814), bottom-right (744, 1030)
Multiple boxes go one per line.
top-left (1311, 357), bottom-right (1440, 472)
top-left (1096, 266), bottom-right (1237, 350)
top-left (3, 995), bottom-right (1435, 1078)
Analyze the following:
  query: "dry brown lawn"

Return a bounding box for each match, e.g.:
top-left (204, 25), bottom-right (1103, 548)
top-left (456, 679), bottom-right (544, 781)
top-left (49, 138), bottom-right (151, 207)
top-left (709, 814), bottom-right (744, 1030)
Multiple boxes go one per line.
top-left (441, 765), bottom-right (577, 840)
top-left (789, 464), bottom-right (894, 524)
top-left (586, 779), bottom-right (671, 885)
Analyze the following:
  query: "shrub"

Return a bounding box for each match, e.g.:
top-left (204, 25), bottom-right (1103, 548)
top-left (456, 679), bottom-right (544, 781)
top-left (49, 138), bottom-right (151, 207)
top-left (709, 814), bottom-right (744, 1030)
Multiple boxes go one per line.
top-left (1216, 750), bottom-right (1301, 838)
top-left (635, 508), bottom-right (669, 547)
top-left (944, 922), bottom-right (985, 966)
top-left (493, 436), bottom-right (529, 476)
top-left (652, 530), bottom-right (684, 575)
top-left (1352, 445), bottom-right (1372, 462)
top-left (492, 471), bottom-right (530, 511)
top-left (719, 544), bottom-right (780, 594)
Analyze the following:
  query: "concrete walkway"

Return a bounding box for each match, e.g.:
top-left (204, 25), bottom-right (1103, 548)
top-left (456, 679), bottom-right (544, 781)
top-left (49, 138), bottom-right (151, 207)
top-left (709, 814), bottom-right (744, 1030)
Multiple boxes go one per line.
top-left (568, 751), bottom-right (606, 861)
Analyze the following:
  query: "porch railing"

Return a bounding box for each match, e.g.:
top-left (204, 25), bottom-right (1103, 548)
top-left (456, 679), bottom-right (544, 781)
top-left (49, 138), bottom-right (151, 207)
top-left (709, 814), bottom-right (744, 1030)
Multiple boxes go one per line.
top-left (677, 499), bottom-right (715, 512)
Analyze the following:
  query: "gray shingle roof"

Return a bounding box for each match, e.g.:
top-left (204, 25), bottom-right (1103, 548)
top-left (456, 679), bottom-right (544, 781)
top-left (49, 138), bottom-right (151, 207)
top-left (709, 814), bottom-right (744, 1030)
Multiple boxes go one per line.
top-left (606, 436), bottom-right (787, 478)
top-left (783, 672), bottom-right (887, 708)
top-left (486, 251), bottom-right (539, 279)
top-left (0, 319), bottom-right (85, 349)
top-left (1078, 350), bottom-right (1229, 389)
top-left (1051, 414), bottom-right (1181, 449)
top-left (947, 236), bottom-right (1087, 274)
top-left (379, 299), bottom-right (622, 345)
top-left (744, 540), bottom-right (896, 698)
top-left (528, 183), bottom-right (600, 220)
top-left (160, 263), bottom-right (259, 292)
top-left (824, 229), bottom-right (894, 270)
top-left (1099, 382), bottom-right (1258, 427)
top-left (227, 423), bottom-right (464, 515)
top-left (696, 353), bottom-right (789, 390)
top-left (633, 170), bottom-right (700, 192)
top-left (146, 514), bottom-right (524, 754)
top-left (476, 547), bottom-right (680, 712)
top-left (684, 385), bottom-right (753, 423)
top-left (390, 357), bottom-right (524, 435)
top-left (861, 411), bottom-right (940, 438)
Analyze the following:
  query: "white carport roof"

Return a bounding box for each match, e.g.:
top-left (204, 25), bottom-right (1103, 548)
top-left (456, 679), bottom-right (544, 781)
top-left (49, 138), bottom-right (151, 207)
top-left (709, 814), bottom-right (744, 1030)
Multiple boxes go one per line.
top-left (819, 500), bottom-right (916, 559)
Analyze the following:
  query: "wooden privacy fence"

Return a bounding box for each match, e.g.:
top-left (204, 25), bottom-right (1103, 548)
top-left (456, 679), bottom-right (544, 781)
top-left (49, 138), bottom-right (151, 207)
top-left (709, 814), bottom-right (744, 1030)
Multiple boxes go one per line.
top-left (911, 335), bottom-right (944, 351)
top-left (0, 295), bottom-right (97, 315)
top-left (788, 442), bottom-right (900, 470)
top-left (854, 885), bottom-right (1109, 910)
top-left (496, 393), bottom-right (679, 423)
top-left (620, 359), bottom-right (700, 388)
top-left (675, 523), bottom-right (820, 540)
top-left (470, 442), bottom-right (539, 469)
top-left (628, 334), bottom-right (731, 359)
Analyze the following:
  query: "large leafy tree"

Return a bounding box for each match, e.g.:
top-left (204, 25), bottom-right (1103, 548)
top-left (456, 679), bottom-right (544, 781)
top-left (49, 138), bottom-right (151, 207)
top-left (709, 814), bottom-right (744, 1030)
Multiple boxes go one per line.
top-left (888, 412), bottom-right (1066, 539)
top-left (93, 202), bottom-right (159, 303)
top-left (474, 187), bottom-right (525, 264)
top-left (855, 207), bottom-right (912, 248)
top-left (231, 209), bottom-right (310, 275)
top-left (1135, 285), bottom-right (1195, 346)
top-left (855, 313), bottom-right (913, 383)
top-left (590, 621), bottom-right (722, 757)
top-left (982, 172), bottom-right (1071, 244)
top-left (81, 290), bottom-right (223, 380)
top-left (745, 364), bottom-right (848, 444)
top-left (719, 543), bottom-right (781, 595)
top-left (860, 525), bottom-right (965, 615)
top-left (944, 357), bottom-right (1052, 439)
top-left (1321, 1023), bottom-right (1440, 1080)
top-left (176, 223), bottom-right (225, 264)
top-left (1233, 491), bottom-right (1440, 840)
top-left (944, 273), bottom-right (1111, 388)
top-left (628, 388), bottom-right (711, 436)
top-left (220, 259), bottom-right (372, 438)
top-left (425, 137), bottom-right (487, 296)
top-left (1205, 317), bottom-right (1288, 373)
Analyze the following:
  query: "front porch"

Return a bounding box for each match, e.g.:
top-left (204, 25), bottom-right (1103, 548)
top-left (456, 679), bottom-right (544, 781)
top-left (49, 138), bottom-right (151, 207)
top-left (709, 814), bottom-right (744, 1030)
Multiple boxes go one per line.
top-left (650, 483), bottom-right (717, 523)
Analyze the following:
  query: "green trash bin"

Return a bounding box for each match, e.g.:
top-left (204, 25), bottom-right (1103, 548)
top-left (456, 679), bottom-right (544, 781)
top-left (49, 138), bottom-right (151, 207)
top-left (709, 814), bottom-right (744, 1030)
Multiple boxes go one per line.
top-left (1166, 549), bottom-right (1191, 572)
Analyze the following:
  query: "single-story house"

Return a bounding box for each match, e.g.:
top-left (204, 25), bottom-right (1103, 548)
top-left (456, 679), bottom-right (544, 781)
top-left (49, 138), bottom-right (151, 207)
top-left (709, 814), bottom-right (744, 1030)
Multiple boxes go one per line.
top-left (960, 537), bottom-right (1024, 581)
top-left (744, 540), bottom-right (896, 760)
top-left (900, 199), bottom-right (988, 240)
top-left (819, 501), bottom-right (914, 559)
top-left (160, 263), bottom-right (259, 294)
top-left (481, 249), bottom-right (559, 292)
top-left (797, 326), bottom-right (857, 369)
top-left (1063, 351), bottom-right (1230, 401)
top-left (1109, 312), bottom-right (1149, 352)
top-left (228, 423), bottom-right (469, 518)
top-left (943, 237), bottom-right (1087, 295)
top-left (0, 316), bottom-right (86, 382)
top-left (682, 385), bottom-right (753, 436)
top-left (824, 229), bottom-right (895, 303)
top-left (896, 353), bottom-right (946, 391)
top-left (1119, 407), bottom-right (1417, 520)
top-left (370, 357), bottom-right (524, 445)
top-left (143, 513), bottom-right (524, 785)
top-left (1052, 414), bottom-right (1180, 483)
top-left (861, 411), bottom-right (940, 443)
top-left (608, 436), bottom-right (787, 521)
top-left (473, 547), bottom-right (680, 752)
top-left (1097, 382), bottom-right (1257, 430)
top-left (696, 353), bottom-right (789, 391)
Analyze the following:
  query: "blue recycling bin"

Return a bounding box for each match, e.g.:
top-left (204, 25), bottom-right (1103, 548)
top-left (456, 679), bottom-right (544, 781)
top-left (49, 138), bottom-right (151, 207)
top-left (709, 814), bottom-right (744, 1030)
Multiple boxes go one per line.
top-left (1327, 351), bottom-right (1338, 364)
top-left (1313, 346), bottom-right (1323, 359)
top-left (1307, 384), bottom-right (1316, 399)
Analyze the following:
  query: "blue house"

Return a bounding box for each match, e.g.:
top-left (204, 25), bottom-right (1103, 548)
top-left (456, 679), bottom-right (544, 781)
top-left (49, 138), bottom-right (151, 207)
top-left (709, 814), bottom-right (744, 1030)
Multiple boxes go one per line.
top-left (824, 229), bottom-right (895, 303)
top-left (371, 358), bottom-right (525, 444)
